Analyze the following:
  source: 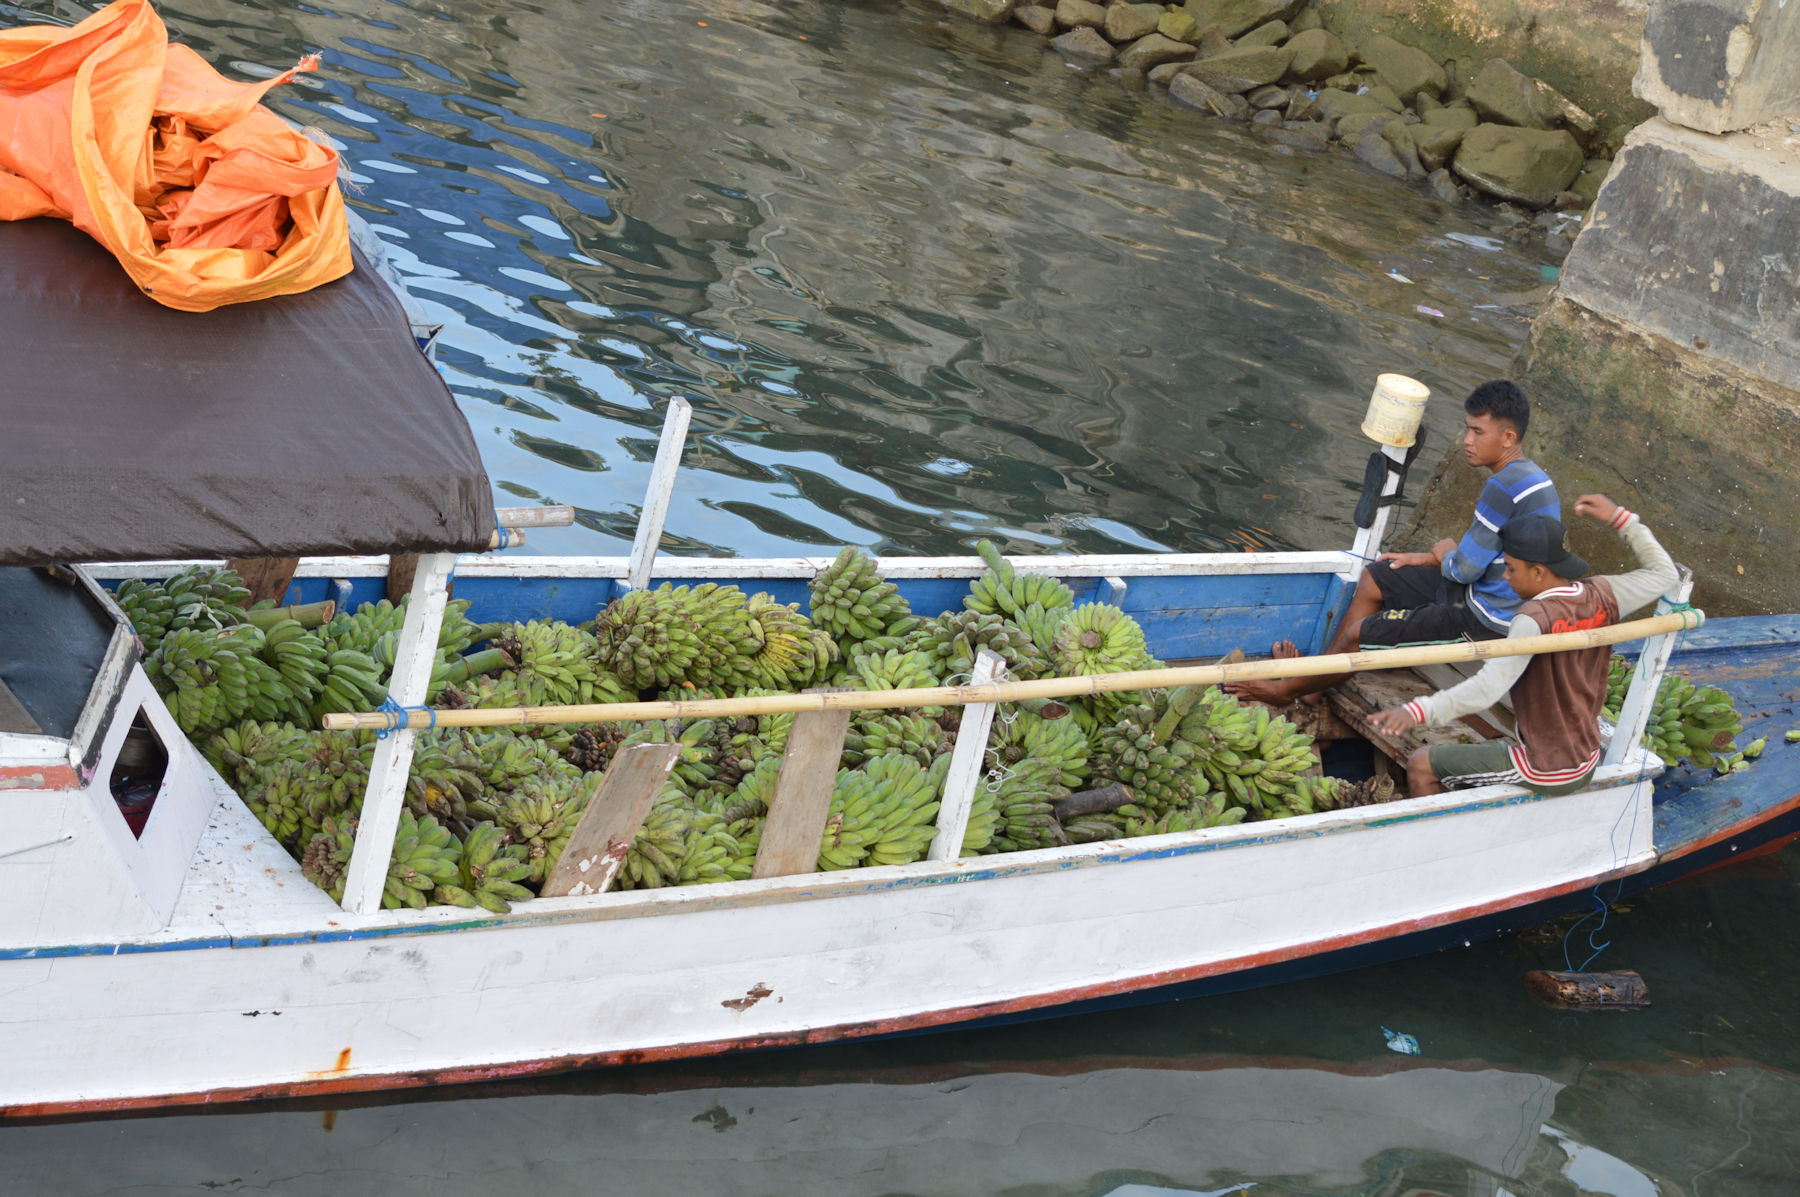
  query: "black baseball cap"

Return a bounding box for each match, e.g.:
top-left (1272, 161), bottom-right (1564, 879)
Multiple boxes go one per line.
top-left (1500, 514), bottom-right (1587, 579)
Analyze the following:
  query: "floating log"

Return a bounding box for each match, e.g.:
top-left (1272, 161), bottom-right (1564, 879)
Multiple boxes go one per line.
top-left (1523, 969), bottom-right (1650, 1010)
top-left (1051, 785), bottom-right (1135, 822)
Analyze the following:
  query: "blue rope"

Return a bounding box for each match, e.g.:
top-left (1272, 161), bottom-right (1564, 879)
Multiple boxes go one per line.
top-left (373, 695), bottom-right (437, 740)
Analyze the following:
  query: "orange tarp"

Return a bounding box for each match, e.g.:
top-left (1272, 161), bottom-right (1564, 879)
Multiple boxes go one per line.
top-left (0, 0), bottom-right (349, 311)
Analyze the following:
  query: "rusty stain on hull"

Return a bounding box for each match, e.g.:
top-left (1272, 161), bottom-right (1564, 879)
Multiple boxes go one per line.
top-left (721, 983), bottom-right (773, 1012)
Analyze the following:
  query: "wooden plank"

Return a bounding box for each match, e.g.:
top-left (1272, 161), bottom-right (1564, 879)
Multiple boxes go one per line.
top-left (625, 396), bottom-right (693, 592)
top-left (1328, 669), bottom-right (1487, 768)
top-left (751, 690), bottom-right (852, 879)
top-left (225, 557), bottom-right (299, 606)
top-left (341, 552), bottom-right (455, 915)
top-left (541, 743), bottom-right (681, 898)
top-left (928, 650), bottom-right (1006, 863)
top-left (1347, 442), bottom-right (1410, 581)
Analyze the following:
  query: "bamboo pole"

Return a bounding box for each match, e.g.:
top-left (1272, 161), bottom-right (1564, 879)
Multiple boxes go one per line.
top-left (321, 608), bottom-right (1703, 733)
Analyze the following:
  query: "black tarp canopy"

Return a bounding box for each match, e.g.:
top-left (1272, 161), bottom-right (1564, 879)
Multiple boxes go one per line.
top-left (0, 218), bottom-right (495, 566)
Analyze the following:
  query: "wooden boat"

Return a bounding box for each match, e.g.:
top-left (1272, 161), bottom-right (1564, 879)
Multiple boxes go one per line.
top-left (3, 214), bottom-right (1797, 1121)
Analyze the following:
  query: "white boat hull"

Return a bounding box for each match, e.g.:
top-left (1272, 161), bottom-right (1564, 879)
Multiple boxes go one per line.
top-left (5, 756), bottom-right (1653, 1115)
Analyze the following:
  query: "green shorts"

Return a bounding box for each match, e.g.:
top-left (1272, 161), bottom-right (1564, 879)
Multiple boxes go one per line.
top-left (1427, 742), bottom-right (1598, 797)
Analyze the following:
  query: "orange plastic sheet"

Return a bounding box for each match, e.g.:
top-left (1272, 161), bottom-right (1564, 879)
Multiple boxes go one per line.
top-left (0, 0), bottom-right (349, 311)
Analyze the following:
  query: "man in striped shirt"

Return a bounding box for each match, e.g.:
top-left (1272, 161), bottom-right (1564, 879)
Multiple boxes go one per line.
top-left (1368, 497), bottom-right (1678, 795)
top-left (1227, 380), bottom-right (1559, 706)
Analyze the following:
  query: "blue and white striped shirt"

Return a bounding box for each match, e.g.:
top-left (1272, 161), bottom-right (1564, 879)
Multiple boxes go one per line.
top-left (1441, 458), bottom-right (1560, 631)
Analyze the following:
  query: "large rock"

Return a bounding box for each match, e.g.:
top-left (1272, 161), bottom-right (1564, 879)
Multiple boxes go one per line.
top-left (944, 0), bottom-right (1016, 22)
top-left (1407, 124), bottom-right (1466, 171)
top-left (1354, 133), bottom-right (1409, 178)
top-left (1183, 0), bottom-right (1306, 39)
top-left (1356, 33), bottom-right (1447, 104)
top-left (1467, 59), bottom-right (1597, 145)
top-left (1422, 104), bottom-right (1480, 131)
top-left (1637, 0), bottom-right (1800, 133)
top-left (1052, 26), bottom-right (1116, 64)
top-left (1313, 87), bottom-right (1392, 123)
top-left (1104, 3), bottom-right (1163, 43)
top-left (1451, 122), bottom-right (1584, 208)
top-left (1117, 32), bottom-right (1198, 70)
top-left (1183, 43), bottom-right (1295, 93)
top-left (1235, 19), bottom-right (1289, 48)
top-left (1157, 9), bottom-right (1201, 42)
top-left (1054, 0), bottom-right (1107, 30)
top-left (1014, 4), bottom-right (1057, 33)
top-left (1168, 71), bottom-right (1236, 115)
top-left (1283, 28), bottom-right (1349, 82)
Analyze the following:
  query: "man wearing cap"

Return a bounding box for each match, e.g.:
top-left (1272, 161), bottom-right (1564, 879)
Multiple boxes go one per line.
top-left (1368, 494), bottom-right (1679, 796)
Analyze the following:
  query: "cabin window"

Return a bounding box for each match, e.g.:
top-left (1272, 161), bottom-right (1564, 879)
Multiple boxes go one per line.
top-left (110, 709), bottom-right (167, 838)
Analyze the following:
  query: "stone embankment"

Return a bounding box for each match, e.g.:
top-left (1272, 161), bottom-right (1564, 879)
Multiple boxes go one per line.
top-left (945, 0), bottom-right (1622, 248)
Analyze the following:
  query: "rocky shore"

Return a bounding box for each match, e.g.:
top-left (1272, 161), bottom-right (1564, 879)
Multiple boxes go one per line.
top-left (944, 0), bottom-right (1620, 256)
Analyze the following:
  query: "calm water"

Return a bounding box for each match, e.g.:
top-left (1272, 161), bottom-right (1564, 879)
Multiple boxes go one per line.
top-left (12, 0), bottom-right (1795, 1190)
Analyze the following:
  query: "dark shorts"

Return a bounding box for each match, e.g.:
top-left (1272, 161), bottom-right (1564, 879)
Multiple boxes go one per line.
top-left (1427, 742), bottom-right (1598, 797)
top-left (1359, 561), bottom-right (1502, 648)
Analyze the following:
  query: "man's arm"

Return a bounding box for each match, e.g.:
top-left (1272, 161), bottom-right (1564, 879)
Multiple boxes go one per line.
top-left (1572, 496), bottom-right (1679, 616)
top-left (1367, 615), bottom-right (1538, 735)
top-left (1439, 474), bottom-right (1510, 584)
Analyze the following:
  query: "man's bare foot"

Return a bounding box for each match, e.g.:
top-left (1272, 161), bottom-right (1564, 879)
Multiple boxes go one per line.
top-left (1223, 641), bottom-right (1303, 705)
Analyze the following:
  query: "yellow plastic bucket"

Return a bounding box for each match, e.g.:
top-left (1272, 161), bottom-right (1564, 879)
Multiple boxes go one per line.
top-left (1361, 374), bottom-right (1430, 447)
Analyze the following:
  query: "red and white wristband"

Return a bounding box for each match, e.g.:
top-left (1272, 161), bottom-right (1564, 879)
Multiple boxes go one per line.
top-left (1404, 699), bottom-right (1428, 724)
top-left (1608, 508), bottom-right (1634, 531)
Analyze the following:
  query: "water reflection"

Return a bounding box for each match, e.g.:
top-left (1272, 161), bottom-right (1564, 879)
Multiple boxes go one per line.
top-left (20, 0), bottom-right (1549, 560)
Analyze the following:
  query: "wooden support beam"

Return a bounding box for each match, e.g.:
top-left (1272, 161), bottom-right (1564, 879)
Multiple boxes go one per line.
top-left (541, 743), bottom-right (681, 898)
top-left (1605, 567), bottom-right (1695, 767)
top-left (341, 552), bottom-right (455, 916)
top-left (227, 557), bottom-right (299, 606)
top-left (751, 691), bottom-right (851, 879)
top-left (928, 650), bottom-right (1006, 863)
top-left (626, 396), bottom-right (694, 592)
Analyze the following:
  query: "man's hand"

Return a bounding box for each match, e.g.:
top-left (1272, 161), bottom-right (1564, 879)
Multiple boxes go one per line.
top-left (1369, 705), bottom-right (1420, 736)
top-left (1574, 493), bottom-right (1620, 524)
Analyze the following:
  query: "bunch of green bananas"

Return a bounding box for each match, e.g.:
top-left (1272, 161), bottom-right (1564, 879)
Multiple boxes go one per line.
top-left (826, 753), bottom-right (947, 869)
top-left (1121, 791), bottom-right (1247, 837)
top-left (201, 718), bottom-right (313, 793)
top-left (1051, 603), bottom-right (1154, 677)
top-left (246, 761), bottom-right (315, 850)
top-left (716, 756), bottom-right (781, 826)
top-left (844, 711), bottom-right (947, 768)
top-left (405, 733), bottom-right (485, 829)
top-left (986, 754), bottom-right (1071, 852)
top-left (307, 645), bottom-right (387, 722)
top-left (145, 624), bottom-right (276, 737)
top-left (1061, 811), bottom-right (1127, 844)
top-left (489, 619), bottom-right (630, 707)
top-left (494, 774), bottom-right (591, 883)
top-left (384, 811), bottom-right (464, 910)
top-left (300, 815), bottom-right (358, 902)
top-left (960, 778), bottom-right (999, 856)
top-left (261, 619), bottom-right (330, 718)
top-left (592, 584), bottom-right (707, 691)
top-left (1602, 660), bottom-right (1745, 769)
top-left (115, 566), bottom-right (251, 654)
top-left (294, 732), bottom-right (375, 824)
top-left (808, 546), bottom-right (914, 643)
top-left (987, 709), bottom-right (1090, 790)
top-left (908, 609), bottom-right (1050, 680)
top-left (619, 783), bottom-right (693, 890)
top-left (1091, 701), bottom-right (1205, 815)
top-left (1174, 688), bottom-right (1319, 820)
top-left (675, 811), bottom-right (743, 885)
top-left (965, 540), bottom-right (1076, 620)
top-left (744, 592), bottom-right (836, 689)
top-left (444, 821), bottom-right (536, 913)
top-left (463, 731), bottom-right (581, 800)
